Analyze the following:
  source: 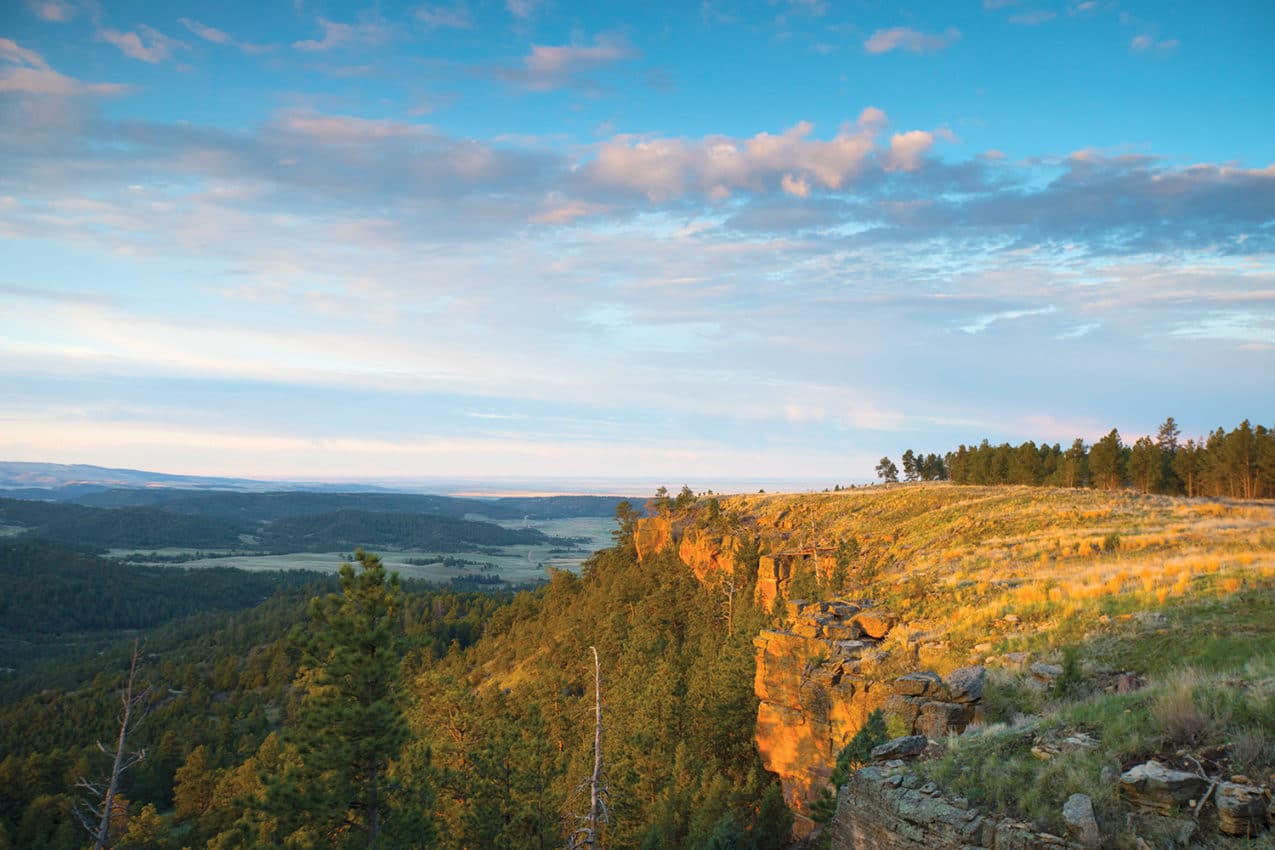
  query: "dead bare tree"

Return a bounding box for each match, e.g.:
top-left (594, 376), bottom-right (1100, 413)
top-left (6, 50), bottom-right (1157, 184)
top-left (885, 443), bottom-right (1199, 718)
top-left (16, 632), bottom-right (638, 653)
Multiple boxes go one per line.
top-left (565, 646), bottom-right (608, 850)
top-left (75, 639), bottom-right (149, 850)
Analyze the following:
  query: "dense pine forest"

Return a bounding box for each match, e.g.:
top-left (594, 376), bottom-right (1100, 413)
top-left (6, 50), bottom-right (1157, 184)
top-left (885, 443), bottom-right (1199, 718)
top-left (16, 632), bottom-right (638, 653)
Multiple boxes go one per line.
top-left (0, 518), bottom-right (788, 849)
top-left (882, 418), bottom-right (1275, 498)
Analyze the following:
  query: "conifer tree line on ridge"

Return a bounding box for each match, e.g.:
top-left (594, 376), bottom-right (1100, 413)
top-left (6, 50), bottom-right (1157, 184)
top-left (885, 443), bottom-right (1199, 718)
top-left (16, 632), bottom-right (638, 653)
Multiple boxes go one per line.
top-left (878, 417), bottom-right (1275, 499)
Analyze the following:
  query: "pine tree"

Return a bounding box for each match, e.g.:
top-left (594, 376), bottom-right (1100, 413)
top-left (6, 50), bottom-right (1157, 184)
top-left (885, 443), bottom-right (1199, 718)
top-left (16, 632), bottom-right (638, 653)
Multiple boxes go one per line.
top-left (271, 550), bottom-right (413, 849)
top-left (1089, 429), bottom-right (1125, 490)
top-left (874, 457), bottom-right (899, 483)
top-left (1127, 436), bottom-right (1162, 494)
top-left (900, 450), bottom-right (919, 482)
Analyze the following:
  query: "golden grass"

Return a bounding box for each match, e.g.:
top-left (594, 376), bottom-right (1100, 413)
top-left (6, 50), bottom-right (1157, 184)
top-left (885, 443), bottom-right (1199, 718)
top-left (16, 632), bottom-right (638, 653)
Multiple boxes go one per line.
top-left (703, 484), bottom-right (1275, 661)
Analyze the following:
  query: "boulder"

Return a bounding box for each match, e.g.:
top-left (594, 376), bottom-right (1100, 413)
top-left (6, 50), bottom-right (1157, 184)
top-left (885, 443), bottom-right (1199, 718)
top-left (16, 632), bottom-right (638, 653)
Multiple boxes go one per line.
top-left (1119, 761), bottom-right (1208, 814)
top-left (1030, 662), bottom-right (1064, 683)
top-left (1216, 782), bottom-right (1267, 836)
top-left (854, 609), bottom-right (895, 639)
top-left (871, 735), bottom-right (928, 761)
top-left (894, 671), bottom-right (945, 698)
top-left (945, 665), bottom-right (986, 703)
top-left (1062, 793), bottom-right (1100, 848)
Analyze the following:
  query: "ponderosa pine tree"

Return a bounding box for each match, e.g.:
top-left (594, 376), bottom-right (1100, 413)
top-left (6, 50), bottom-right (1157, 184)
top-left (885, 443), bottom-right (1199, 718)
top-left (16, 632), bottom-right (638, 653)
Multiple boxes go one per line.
top-left (1127, 436), bottom-right (1162, 494)
top-left (270, 550), bottom-right (413, 849)
top-left (1089, 429), bottom-right (1125, 490)
top-left (900, 450), bottom-right (919, 482)
top-left (875, 457), bottom-right (899, 483)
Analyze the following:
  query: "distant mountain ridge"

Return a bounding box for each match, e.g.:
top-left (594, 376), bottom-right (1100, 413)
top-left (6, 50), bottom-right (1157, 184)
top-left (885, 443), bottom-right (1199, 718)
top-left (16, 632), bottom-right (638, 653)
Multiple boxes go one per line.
top-left (0, 461), bottom-right (308, 493)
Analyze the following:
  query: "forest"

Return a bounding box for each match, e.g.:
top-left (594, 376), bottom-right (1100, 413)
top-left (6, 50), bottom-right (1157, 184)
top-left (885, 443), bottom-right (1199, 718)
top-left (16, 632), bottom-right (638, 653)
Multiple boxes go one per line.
top-left (881, 417), bottom-right (1275, 498)
top-left (0, 514), bottom-right (788, 850)
top-left (0, 498), bottom-right (566, 554)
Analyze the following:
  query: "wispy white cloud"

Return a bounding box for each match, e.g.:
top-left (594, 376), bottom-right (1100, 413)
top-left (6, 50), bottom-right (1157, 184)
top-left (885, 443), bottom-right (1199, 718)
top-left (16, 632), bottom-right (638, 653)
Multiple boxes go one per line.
top-left (960, 305), bottom-right (1056, 334)
top-left (1131, 34), bottom-right (1180, 52)
top-left (506, 0), bottom-right (540, 19)
top-left (864, 27), bottom-right (961, 55)
top-left (26, 0), bottom-right (77, 22)
top-left (0, 36), bottom-right (129, 95)
top-left (100, 25), bottom-right (188, 64)
top-left (416, 3), bottom-right (473, 29)
top-left (293, 17), bottom-right (391, 52)
top-left (179, 18), bottom-right (272, 53)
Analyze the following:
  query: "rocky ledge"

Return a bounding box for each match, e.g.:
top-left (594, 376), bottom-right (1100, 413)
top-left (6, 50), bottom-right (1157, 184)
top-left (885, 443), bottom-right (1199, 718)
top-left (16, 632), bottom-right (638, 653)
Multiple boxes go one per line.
top-left (753, 599), bottom-right (984, 836)
top-left (829, 765), bottom-right (1087, 850)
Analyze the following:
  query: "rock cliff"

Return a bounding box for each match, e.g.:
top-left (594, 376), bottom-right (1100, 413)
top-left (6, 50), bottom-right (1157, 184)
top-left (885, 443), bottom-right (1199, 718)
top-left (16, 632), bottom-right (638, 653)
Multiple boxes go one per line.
top-left (753, 599), bottom-right (983, 837)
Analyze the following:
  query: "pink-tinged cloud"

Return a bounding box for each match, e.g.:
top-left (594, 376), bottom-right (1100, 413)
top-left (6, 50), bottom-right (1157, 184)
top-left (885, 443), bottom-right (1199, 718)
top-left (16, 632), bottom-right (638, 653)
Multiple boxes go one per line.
top-left (101, 26), bottom-right (188, 64)
top-left (864, 27), bottom-right (961, 55)
top-left (530, 198), bottom-right (610, 224)
top-left (0, 37), bottom-right (129, 96)
top-left (857, 106), bottom-right (889, 132)
top-left (293, 17), bottom-right (391, 52)
top-left (416, 3), bottom-right (473, 29)
top-left (498, 35), bottom-right (637, 91)
top-left (883, 130), bottom-right (935, 171)
top-left (587, 119), bottom-right (886, 201)
top-left (781, 174), bottom-right (810, 198)
top-left (27, 0), bottom-right (76, 22)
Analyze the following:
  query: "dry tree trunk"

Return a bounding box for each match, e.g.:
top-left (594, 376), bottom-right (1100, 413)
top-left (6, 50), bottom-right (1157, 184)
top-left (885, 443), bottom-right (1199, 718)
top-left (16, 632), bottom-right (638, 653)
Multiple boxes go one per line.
top-left (76, 639), bottom-right (148, 850)
top-left (567, 646), bottom-right (608, 850)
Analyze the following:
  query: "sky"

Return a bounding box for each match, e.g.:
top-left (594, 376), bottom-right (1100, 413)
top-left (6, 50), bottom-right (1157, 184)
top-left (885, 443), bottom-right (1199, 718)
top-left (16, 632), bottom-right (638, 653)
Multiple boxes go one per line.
top-left (0, 0), bottom-right (1272, 488)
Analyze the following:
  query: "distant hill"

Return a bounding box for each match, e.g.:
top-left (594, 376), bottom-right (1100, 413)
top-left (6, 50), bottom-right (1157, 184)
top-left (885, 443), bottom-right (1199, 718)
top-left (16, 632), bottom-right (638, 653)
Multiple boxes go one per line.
top-left (0, 461), bottom-right (273, 492)
top-left (0, 463), bottom-right (636, 519)
top-left (0, 496), bottom-right (592, 553)
top-left (0, 497), bottom-right (252, 549)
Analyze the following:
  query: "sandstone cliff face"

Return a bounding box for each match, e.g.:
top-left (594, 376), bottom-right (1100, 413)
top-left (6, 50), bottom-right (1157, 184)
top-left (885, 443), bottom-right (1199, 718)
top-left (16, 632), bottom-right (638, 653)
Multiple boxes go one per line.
top-left (678, 527), bottom-right (743, 582)
top-left (633, 514), bottom-right (675, 562)
top-left (753, 600), bottom-right (983, 837)
top-left (829, 766), bottom-right (1084, 850)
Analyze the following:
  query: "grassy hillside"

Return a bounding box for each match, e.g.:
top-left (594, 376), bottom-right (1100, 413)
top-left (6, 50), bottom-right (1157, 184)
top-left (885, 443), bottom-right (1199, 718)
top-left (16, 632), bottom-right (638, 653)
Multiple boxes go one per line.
top-left (685, 484), bottom-right (1275, 847)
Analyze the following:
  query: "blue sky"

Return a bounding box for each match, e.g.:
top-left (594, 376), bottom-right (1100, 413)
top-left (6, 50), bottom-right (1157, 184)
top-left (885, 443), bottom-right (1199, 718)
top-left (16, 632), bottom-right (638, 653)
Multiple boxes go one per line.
top-left (1, 0), bottom-right (1272, 486)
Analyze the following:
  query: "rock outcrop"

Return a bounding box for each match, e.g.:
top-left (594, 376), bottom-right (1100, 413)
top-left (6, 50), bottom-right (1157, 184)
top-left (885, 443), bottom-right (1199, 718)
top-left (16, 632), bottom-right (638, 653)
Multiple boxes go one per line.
top-left (632, 514), bottom-right (675, 562)
top-left (677, 527), bottom-right (743, 582)
top-left (753, 600), bottom-right (983, 837)
top-left (828, 765), bottom-right (1086, 850)
top-left (1119, 762), bottom-right (1209, 814)
top-left (1215, 782), bottom-right (1267, 836)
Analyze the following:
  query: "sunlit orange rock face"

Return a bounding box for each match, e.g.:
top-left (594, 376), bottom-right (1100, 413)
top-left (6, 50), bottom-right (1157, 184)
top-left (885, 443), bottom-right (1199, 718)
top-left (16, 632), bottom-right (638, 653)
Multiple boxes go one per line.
top-left (754, 600), bottom-right (983, 839)
top-left (678, 527), bottom-right (742, 581)
top-left (632, 514), bottom-right (674, 561)
top-left (632, 513), bottom-right (984, 839)
top-left (633, 515), bottom-right (742, 581)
